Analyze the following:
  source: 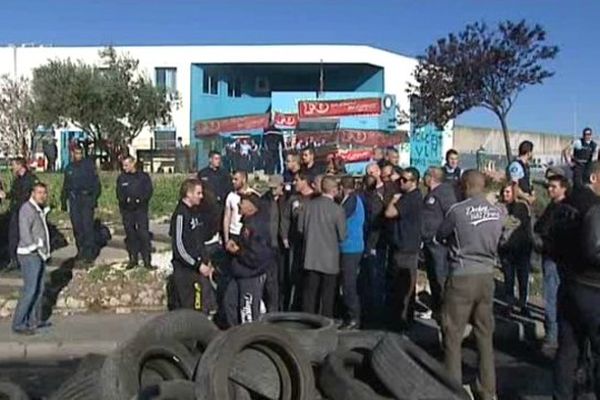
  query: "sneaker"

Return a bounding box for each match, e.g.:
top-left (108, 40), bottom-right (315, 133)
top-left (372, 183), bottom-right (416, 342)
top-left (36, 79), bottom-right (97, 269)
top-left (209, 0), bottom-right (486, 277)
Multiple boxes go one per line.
top-left (340, 320), bottom-right (360, 330)
top-left (37, 321), bottom-right (53, 329)
top-left (125, 261), bottom-right (138, 270)
top-left (416, 309), bottom-right (433, 320)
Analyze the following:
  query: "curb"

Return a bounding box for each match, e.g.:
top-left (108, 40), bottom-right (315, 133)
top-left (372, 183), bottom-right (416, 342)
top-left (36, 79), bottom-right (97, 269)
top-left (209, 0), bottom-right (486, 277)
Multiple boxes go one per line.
top-left (0, 340), bottom-right (118, 361)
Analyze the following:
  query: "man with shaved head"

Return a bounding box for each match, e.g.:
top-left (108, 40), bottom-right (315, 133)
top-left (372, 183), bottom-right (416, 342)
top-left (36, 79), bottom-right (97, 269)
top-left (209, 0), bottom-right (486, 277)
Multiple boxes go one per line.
top-left (436, 169), bottom-right (505, 400)
top-left (422, 166), bottom-right (457, 318)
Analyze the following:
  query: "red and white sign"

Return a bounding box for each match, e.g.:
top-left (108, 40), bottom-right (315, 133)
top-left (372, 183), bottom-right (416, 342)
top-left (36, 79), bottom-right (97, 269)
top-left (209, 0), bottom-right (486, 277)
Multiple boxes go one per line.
top-left (295, 129), bottom-right (407, 148)
top-left (298, 98), bottom-right (382, 119)
top-left (273, 112), bottom-right (299, 129)
top-left (337, 149), bottom-right (373, 163)
top-left (194, 114), bottom-right (270, 137)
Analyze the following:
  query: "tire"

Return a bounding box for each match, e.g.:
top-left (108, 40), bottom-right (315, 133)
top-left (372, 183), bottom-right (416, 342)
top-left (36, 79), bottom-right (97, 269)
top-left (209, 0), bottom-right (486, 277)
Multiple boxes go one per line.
top-left (259, 312), bottom-right (337, 363)
top-left (370, 333), bottom-right (470, 400)
top-left (49, 354), bottom-right (106, 400)
top-left (337, 330), bottom-right (386, 352)
top-left (194, 323), bottom-right (316, 400)
top-left (131, 310), bottom-right (219, 353)
top-left (135, 380), bottom-right (196, 400)
top-left (101, 339), bottom-right (196, 400)
top-left (0, 381), bottom-right (29, 400)
top-left (230, 344), bottom-right (292, 400)
top-left (318, 350), bottom-right (392, 400)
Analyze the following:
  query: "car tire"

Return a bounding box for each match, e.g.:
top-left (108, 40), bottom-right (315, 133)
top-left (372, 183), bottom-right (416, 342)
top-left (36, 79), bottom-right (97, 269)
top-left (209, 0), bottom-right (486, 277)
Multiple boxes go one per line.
top-left (259, 312), bottom-right (337, 363)
top-left (135, 379), bottom-right (196, 400)
top-left (49, 354), bottom-right (106, 400)
top-left (337, 330), bottom-right (386, 352)
top-left (0, 381), bottom-right (29, 400)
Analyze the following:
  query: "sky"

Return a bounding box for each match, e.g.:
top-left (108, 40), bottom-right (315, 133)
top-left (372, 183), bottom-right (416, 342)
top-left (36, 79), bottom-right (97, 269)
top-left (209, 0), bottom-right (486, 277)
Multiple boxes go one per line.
top-left (0, 0), bottom-right (599, 136)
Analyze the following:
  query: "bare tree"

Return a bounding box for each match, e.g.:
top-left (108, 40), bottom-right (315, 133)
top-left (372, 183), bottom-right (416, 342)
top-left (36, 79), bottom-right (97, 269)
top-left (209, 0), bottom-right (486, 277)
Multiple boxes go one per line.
top-left (0, 75), bottom-right (36, 159)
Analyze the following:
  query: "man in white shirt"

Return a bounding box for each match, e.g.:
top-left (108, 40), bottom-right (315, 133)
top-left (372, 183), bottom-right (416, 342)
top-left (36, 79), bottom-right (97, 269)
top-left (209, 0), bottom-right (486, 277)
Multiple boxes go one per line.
top-left (223, 171), bottom-right (257, 243)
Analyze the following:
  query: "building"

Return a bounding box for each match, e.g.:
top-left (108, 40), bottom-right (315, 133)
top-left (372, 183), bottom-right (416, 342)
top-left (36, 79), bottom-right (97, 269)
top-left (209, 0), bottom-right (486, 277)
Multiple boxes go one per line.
top-left (0, 44), bottom-right (418, 168)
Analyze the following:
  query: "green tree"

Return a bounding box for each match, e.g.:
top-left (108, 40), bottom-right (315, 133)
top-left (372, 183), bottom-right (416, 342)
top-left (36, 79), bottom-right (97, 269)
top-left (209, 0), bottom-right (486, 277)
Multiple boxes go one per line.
top-left (409, 20), bottom-right (559, 161)
top-left (0, 75), bottom-right (37, 159)
top-left (32, 47), bottom-right (171, 168)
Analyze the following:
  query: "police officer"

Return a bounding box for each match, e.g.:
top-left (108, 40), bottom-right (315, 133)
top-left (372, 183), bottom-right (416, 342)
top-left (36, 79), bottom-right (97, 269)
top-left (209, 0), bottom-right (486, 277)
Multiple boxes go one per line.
top-left (116, 156), bottom-right (153, 269)
top-left (422, 166), bottom-right (457, 318)
top-left (223, 193), bottom-right (273, 325)
top-left (61, 146), bottom-right (100, 263)
top-left (563, 127), bottom-right (598, 188)
top-left (197, 150), bottom-right (233, 207)
top-left (507, 140), bottom-right (536, 206)
top-left (443, 149), bottom-right (462, 182)
top-left (0, 158), bottom-right (39, 270)
top-left (168, 178), bottom-right (215, 313)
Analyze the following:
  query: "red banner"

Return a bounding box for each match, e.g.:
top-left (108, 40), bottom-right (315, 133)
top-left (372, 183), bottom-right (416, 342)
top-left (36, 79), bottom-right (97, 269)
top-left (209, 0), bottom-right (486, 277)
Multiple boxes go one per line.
top-left (337, 149), bottom-right (373, 163)
top-left (273, 112), bottom-right (299, 129)
top-left (296, 129), bottom-right (408, 148)
top-left (194, 114), bottom-right (270, 137)
top-left (298, 98), bottom-right (382, 118)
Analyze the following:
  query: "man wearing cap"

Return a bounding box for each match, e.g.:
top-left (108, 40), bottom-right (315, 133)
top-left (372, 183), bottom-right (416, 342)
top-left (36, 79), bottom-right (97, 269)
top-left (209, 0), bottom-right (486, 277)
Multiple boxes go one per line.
top-left (223, 193), bottom-right (273, 325)
top-left (262, 175), bottom-right (285, 312)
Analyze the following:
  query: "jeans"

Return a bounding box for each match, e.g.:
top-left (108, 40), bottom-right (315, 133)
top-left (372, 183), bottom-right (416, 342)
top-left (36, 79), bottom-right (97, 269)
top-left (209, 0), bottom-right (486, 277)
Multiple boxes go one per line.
top-left (554, 281), bottom-right (600, 399)
top-left (442, 273), bottom-right (496, 400)
top-left (542, 257), bottom-right (560, 342)
top-left (501, 251), bottom-right (531, 308)
top-left (12, 254), bottom-right (46, 331)
top-left (340, 253), bottom-right (362, 322)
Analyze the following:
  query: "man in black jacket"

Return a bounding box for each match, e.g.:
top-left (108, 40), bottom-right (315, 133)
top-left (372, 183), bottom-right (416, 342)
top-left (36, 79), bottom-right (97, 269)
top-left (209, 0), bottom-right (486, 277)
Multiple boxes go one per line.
top-left (223, 193), bottom-right (273, 325)
top-left (117, 157), bottom-right (153, 269)
top-left (197, 151), bottom-right (232, 207)
top-left (61, 147), bottom-right (101, 263)
top-left (168, 178), bottom-right (214, 313)
top-left (0, 158), bottom-right (39, 270)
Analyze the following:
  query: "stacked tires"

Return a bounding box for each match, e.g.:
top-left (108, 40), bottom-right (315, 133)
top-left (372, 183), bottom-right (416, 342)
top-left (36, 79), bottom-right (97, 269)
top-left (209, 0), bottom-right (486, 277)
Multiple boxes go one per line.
top-left (49, 311), bottom-right (469, 399)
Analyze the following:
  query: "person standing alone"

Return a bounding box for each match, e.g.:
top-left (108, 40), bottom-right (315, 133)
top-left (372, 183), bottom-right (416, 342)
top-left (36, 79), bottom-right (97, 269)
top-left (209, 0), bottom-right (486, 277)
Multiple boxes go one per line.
top-left (13, 182), bottom-right (51, 335)
top-left (116, 157), bottom-right (153, 269)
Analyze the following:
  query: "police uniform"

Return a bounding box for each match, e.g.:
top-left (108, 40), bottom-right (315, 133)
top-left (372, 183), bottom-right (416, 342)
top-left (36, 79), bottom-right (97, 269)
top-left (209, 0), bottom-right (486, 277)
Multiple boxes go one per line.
top-left (421, 182), bottom-right (457, 314)
top-left (507, 159), bottom-right (532, 195)
top-left (116, 170), bottom-right (153, 267)
top-left (197, 166), bottom-right (232, 206)
top-left (223, 210), bottom-right (273, 326)
top-left (572, 138), bottom-right (598, 187)
top-left (168, 200), bottom-right (214, 313)
top-left (61, 158), bottom-right (100, 261)
top-left (443, 164), bottom-right (462, 183)
top-left (8, 170), bottom-right (39, 266)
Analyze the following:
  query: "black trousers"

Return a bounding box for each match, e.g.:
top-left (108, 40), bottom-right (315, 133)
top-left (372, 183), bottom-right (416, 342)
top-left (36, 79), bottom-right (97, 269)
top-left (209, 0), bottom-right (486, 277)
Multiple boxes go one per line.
top-left (283, 240), bottom-right (304, 311)
top-left (340, 253), bottom-right (362, 322)
top-left (554, 281), bottom-right (600, 399)
top-left (302, 270), bottom-right (337, 318)
top-left (223, 274), bottom-right (266, 326)
top-left (121, 207), bottom-right (151, 266)
top-left (264, 247), bottom-right (281, 313)
top-left (169, 263), bottom-right (216, 314)
top-left (388, 251), bottom-right (419, 329)
top-left (423, 241), bottom-right (448, 313)
top-left (8, 210), bottom-right (19, 264)
top-left (68, 193), bottom-right (96, 261)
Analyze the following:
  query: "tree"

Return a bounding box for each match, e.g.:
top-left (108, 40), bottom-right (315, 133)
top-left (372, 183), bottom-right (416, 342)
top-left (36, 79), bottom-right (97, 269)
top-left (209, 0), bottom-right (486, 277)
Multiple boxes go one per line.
top-left (32, 47), bottom-right (171, 168)
top-left (409, 20), bottom-right (559, 161)
top-left (0, 75), bottom-right (37, 159)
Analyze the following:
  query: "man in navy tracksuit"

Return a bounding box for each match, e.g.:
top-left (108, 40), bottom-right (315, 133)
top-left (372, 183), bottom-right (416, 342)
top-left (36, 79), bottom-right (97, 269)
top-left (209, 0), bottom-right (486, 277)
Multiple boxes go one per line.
top-left (116, 157), bottom-right (153, 269)
top-left (169, 178), bottom-right (214, 313)
top-left (224, 193), bottom-right (273, 326)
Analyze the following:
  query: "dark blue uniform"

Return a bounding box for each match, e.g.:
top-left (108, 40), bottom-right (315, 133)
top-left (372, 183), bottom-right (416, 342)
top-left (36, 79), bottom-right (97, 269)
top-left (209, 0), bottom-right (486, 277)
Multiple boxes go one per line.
top-left (421, 182), bottom-right (457, 314)
top-left (8, 170), bottom-right (39, 266)
top-left (61, 158), bottom-right (100, 262)
top-left (572, 138), bottom-right (598, 187)
top-left (116, 170), bottom-right (153, 267)
top-left (223, 211), bottom-right (273, 326)
top-left (197, 166), bottom-right (232, 206)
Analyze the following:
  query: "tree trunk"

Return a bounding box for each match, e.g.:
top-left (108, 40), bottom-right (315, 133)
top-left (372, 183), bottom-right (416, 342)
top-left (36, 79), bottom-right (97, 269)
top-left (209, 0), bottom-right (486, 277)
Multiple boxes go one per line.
top-left (498, 114), bottom-right (512, 162)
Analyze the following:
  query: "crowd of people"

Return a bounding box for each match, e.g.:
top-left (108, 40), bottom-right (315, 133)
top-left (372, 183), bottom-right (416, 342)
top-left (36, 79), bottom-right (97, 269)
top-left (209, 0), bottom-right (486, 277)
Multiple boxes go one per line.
top-left (4, 126), bottom-right (600, 399)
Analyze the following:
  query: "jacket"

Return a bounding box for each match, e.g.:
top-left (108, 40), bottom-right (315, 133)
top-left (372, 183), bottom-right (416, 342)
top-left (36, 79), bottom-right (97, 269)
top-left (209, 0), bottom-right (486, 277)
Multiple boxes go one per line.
top-left (421, 182), bottom-right (457, 241)
top-left (9, 170), bottom-right (39, 212)
top-left (280, 192), bottom-right (314, 244)
top-left (391, 188), bottom-right (423, 253)
top-left (437, 195), bottom-right (505, 276)
top-left (116, 170), bottom-right (153, 211)
top-left (262, 191), bottom-right (284, 248)
top-left (362, 188), bottom-right (385, 253)
top-left (230, 212), bottom-right (274, 278)
top-left (17, 199), bottom-right (51, 261)
top-left (169, 200), bottom-right (209, 269)
top-left (340, 193), bottom-right (365, 254)
top-left (61, 158), bottom-right (101, 208)
top-left (197, 166), bottom-right (232, 205)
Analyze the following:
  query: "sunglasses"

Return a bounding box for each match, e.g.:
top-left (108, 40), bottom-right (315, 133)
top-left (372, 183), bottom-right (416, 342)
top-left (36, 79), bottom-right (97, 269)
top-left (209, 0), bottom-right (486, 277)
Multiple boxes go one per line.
top-left (400, 177), bottom-right (412, 183)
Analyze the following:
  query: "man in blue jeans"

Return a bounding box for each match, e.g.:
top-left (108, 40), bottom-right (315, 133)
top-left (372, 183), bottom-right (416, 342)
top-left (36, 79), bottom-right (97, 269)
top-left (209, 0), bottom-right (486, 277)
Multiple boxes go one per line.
top-left (534, 174), bottom-right (570, 352)
top-left (13, 182), bottom-right (51, 335)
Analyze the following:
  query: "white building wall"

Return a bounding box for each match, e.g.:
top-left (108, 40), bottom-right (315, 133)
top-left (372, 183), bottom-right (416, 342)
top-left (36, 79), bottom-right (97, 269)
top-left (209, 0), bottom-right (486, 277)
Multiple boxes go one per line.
top-left (0, 44), bottom-right (417, 152)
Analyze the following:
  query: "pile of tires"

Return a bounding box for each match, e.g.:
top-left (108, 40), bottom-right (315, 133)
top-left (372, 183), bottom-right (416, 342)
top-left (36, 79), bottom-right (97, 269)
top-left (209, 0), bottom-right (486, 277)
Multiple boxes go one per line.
top-left (49, 310), bottom-right (470, 399)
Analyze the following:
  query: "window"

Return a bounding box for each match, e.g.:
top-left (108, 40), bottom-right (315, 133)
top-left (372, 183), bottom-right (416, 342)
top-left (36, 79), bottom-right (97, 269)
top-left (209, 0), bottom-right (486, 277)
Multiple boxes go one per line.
top-left (227, 78), bottom-right (242, 97)
top-left (203, 73), bottom-right (218, 95)
top-left (154, 130), bottom-right (177, 150)
top-left (155, 68), bottom-right (177, 93)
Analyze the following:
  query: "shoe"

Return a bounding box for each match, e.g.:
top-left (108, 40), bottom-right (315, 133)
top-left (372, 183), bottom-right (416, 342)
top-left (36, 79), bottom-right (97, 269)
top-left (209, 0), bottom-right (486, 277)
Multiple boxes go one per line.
top-left (126, 261), bottom-right (138, 270)
top-left (143, 263), bottom-right (156, 270)
top-left (340, 320), bottom-right (360, 330)
top-left (37, 321), bottom-right (52, 329)
top-left (13, 328), bottom-right (35, 336)
top-left (416, 309), bottom-right (433, 320)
